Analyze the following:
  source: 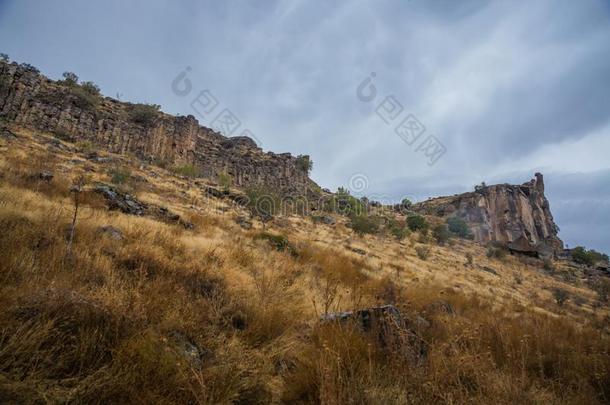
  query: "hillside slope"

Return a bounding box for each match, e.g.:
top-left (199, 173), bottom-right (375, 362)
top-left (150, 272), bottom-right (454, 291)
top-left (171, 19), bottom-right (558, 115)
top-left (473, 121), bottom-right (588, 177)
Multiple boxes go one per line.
top-left (0, 125), bottom-right (609, 403)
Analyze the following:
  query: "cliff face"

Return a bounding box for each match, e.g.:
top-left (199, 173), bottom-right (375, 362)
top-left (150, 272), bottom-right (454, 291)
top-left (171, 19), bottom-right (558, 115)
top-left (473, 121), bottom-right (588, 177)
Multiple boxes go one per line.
top-left (414, 173), bottom-right (563, 257)
top-left (0, 61), bottom-right (316, 194)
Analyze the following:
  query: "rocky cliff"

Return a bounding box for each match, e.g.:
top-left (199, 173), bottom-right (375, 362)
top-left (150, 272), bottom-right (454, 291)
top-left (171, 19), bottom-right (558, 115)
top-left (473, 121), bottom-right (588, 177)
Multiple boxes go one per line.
top-left (414, 173), bottom-right (563, 257)
top-left (0, 61), bottom-right (317, 194)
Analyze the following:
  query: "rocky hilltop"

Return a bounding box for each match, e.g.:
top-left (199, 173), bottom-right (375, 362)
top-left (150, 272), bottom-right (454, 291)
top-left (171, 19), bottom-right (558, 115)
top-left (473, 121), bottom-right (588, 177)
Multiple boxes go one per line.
top-left (414, 173), bottom-right (563, 257)
top-left (0, 61), bottom-right (316, 194)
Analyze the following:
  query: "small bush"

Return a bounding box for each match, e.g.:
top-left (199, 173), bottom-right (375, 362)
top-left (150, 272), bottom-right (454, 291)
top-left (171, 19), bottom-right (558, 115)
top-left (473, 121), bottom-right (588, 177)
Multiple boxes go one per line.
top-left (109, 167), bottom-right (131, 185)
top-left (571, 246), bottom-right (608, 267)
top-left (486, 245), bottom-right (507, 260)
top-left (295, 155), bottom-right (313, 173)
top-left (387, 218), bottom-right (409, 240)
top-left (128, 103), bottom-right (160, 126)
top-left (407, 214), bottom-right (427, 232)
top-left (465, 252), bottom-right (474, 266)
top-left (256, 232), bottom-right (297, 257)
top-left (543, 259), bottom-right (555, 273)
top-left (245, 186), bottom-right (281, 222)
top-left (52, 128), bottom-right (75, 142)
top-left (172, 164), bottom-right (200, 178)
top-left (552, 288), bottom-right (570, 306)
top-left (0, 53), bottom-right (8, 62)
top-left (415, 245), bottom-right (430, 260)
top-left (446, 216), bottom-right (473, 239)
top-left (349, 214), bottom-right (380, 236)
top-left (60, 71), bottom-right (79, 86)
top-left (432, 224), bottom-right (451, 245)
top-left (218, 171), bottom-right (233, 191)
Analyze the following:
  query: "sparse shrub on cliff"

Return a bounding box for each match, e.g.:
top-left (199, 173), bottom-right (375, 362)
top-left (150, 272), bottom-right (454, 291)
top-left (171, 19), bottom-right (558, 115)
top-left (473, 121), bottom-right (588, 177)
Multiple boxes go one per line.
top-left (172, 164), bottom-right (200, 178)
top-left (60, 71), bottom-right (79, 86)
top-left (407, 214), bottom-right (427, 232)
top-left (592, 278), bottom-right (610, 303)
top-left (324, 187), bottom-right (367, 217)
top-left (348, 214), bottom-right (380, 236)
top-left (245, 186), bottom-right (281, 224)
top-left (0, 53), bottom-right (8, 62)
top-left (255, 232), bottom-right (298, 257)
top-left (446, 216), bottom-right (473, 239)
top-left (128, 103), bottom-right (160, 126)
top-left (52, 128), bottom-right (75, 142)
top-left (218, 170), bottom-right (233, 192)
top-left (56, 72), bottom-right (101, 110)
top-left (296, 154), bottom-right (313, 174)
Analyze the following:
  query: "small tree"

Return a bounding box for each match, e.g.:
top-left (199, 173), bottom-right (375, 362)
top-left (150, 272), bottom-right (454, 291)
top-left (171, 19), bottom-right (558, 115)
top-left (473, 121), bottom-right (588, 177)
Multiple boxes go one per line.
top-left (553, 288), bottom-right (569, 307)
top-left (407, 214), bottom-right (427, 232)
top-left (0, 53), bottom-right (8, 62)
top-left (296, 155), bottom-right (313, 174)
top-left (62, 71), bottom-right (79, 86)
top-left (401, 198), bottom-right (412, 210)
top-left (447, 216), bottom-right (473, 239)
top-left (432, 224), bottom-right (451, 245)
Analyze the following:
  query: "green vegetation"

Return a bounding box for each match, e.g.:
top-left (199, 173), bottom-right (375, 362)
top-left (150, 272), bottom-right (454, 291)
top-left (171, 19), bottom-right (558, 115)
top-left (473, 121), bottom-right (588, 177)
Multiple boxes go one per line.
top-left (255, 232), bottom-right (297, 257)
top-left (109, 167), bottom-right (131, 185)
top-left (218, 170), bottom-right (233, 192)
top-left (486, 244), bottom-right (507, 260)
top-left (128, 103), bottom-right (160, 126)
top-left (0, 53), bottom-right (8, 62)
top-left (56, 72), bottom-right (101, 111)
top-left (52, 128), bottom-right (75, 142)
top-left (387, 217), bottom-right (409, 240)
top-left (295, 155), bottom-right (313, 174)
top-left (432, 224), bottom-right (451, 245)
top-left (446, 216), bottom-right (473, 239)
top-left (348, 214), bottom-right (380, 236)
top-left (324, 187), bottom-right (367, 217)
top-left (172, 164), bottom-right (200, 178)
top-left (406, 214), bottom-right (428, 232)
top-left (245, 186), bottom-right (281, 222)
top-left (571, 246), bottom-right (609, 266)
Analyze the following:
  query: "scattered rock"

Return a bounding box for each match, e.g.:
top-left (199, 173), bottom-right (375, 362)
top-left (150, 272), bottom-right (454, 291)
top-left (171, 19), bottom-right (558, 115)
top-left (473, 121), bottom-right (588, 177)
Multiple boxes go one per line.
top-left (236, 216), bottom-right (253, 230)
top-left (0, 128), bottom-right (17, 140)
top-left (480, 266), bottom-right (499, 276)
top-left (312, 215), bottom-right (336, 225)
top-left (97, 225), bottom-right (123, 240)
top-left (346, 246), bottom-right (366, 255)
top-left (38, 171), bottom-right (54, 182)
top-left (168, 331), bottom-right (204, 369)
top-left (94, 184), bottom-right (147, 215)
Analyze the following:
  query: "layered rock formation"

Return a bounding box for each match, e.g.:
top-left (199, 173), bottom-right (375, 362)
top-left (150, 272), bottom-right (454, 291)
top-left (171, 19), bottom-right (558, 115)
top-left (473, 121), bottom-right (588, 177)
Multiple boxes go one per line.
top-left (414, 173), bottom-right (563, 257)
top-left (0, 61), bottom-right (317, 194)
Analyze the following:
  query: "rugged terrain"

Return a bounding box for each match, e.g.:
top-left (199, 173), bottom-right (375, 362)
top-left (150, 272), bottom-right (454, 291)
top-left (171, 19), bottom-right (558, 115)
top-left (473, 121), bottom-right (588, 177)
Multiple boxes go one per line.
top-left (0, 61), bottom-right (609, 404)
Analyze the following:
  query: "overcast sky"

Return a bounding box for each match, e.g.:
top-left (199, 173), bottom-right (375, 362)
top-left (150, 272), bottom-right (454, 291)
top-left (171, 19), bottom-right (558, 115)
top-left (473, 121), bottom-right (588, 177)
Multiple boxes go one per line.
top-left (1, 0), bottom-right (609, 253)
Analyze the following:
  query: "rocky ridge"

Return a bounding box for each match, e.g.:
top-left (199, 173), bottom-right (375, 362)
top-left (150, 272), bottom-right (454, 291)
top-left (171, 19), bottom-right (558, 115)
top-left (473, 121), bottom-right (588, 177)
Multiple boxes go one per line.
top-left (414, 173), bottom-right (564, 257)
top-left (0, 61), bottom-right (317, 194)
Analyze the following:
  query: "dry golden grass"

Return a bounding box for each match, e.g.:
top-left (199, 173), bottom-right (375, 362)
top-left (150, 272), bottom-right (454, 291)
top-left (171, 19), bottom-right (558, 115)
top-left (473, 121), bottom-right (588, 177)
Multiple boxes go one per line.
top-left (0, 127), bottom-right (609, 403)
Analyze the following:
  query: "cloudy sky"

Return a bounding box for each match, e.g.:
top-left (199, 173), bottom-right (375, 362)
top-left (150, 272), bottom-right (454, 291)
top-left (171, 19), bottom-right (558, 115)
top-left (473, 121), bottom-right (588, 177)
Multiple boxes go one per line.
top-left (1, 0), bottom-right (609, 252)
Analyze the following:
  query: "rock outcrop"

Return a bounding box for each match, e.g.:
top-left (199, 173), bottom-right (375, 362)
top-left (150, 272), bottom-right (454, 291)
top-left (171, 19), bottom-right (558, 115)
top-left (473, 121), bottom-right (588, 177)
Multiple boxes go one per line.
top-left (414, 173), bottom-right (563, 257)
top-left (0, 61), bottom-right (317, 195)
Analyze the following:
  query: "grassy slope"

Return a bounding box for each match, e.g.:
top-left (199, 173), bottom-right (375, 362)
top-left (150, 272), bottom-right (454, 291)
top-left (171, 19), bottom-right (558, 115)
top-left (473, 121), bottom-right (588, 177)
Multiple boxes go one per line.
top-left (0, 126), bottom-right (609, 404)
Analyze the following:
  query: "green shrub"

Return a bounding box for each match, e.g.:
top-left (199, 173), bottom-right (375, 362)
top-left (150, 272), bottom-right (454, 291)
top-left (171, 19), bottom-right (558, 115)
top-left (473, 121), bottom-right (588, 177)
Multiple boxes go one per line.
top-left (172, 164), bottom-right (200, 178)
top-left (245, 186), bottom-right (281, 221)
top-left (432, 224), bottom-right (451, 245)
top-left (387, 218), bottom-right (409, 240)
top-left (324, 187), bottom-right (366, 217)
top-left (52, 128), bottom-right (75, 142)
top-left (446, 216), bottom-right (473, 239)
top-left (109, 167), bottom-right (131, 185)
top-left (295, 155), bottom-right (313, 174)
top-left (407, 214), bottom-right (427, 232)
top-left (218, 171), bottom-right (233, 192)
top-left (256, 232), bottom-right (297, 257)
top-left (571, 246), bottom-right (608, 266)
top-left (465, 252), bottom-right (474, 266)
top-left (60, 71), bottom-right (79, 86)
top-left (348, 214), bottom-right (380, 236)
top-left (0, 53), bottom-right (8, 62)
top-left (486, 245), bottom-right (507, 260)
top-left (128, 103), bottom-right (160, 126)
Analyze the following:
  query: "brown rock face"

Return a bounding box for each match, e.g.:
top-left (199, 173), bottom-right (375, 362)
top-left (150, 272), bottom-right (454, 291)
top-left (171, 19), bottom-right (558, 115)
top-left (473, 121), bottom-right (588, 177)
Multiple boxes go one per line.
top-left (414, 173), bottom-right (563, 256)
top-left (0, 61), bottom-right (318, 195)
